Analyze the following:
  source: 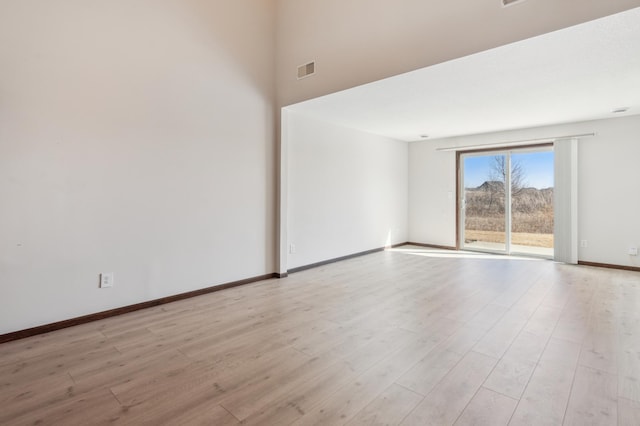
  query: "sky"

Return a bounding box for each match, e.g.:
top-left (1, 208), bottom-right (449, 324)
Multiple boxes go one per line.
top-left (463, 151), bottom-right (554, 189)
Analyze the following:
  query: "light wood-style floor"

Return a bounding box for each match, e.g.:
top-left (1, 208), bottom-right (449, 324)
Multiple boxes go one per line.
top-left (2, 246), bottom-right (640, 425)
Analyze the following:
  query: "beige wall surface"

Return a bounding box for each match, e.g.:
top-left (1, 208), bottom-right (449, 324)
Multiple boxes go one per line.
top-left (276, 0), bottom-right (640, 107)
top-left (0, 0), bottom-right (277, 334)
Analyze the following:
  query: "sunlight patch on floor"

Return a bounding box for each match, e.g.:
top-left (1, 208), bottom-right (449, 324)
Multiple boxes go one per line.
top-left (389, 246), bottom-right (547, 262)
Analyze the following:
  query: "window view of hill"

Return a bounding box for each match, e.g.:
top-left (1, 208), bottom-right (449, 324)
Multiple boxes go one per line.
top-left (464, 155), bottom-right (554, 249)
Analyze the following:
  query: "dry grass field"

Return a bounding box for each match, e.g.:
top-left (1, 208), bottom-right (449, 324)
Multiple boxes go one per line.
top-left (465, 211), bottom-right (553, 234)
top-left (464, 183), bottom-right (554, 249)
top-left (465, 230), bottom-right (554, 248)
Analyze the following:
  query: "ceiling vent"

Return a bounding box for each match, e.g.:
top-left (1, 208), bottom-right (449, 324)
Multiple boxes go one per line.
top-left (297, 61), bottom-right (316, 79)
top-left (502, 0), bottom-right (526, 6)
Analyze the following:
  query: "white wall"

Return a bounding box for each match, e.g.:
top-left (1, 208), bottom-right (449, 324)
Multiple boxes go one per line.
top-left (409, 114), bottom-right (640, 268)
top-left (276, 0), bottom-right (640, 107)
top-left (0, 0), bottom-right (277, 334)
top-left (287, 112), bottom-right (408, 270)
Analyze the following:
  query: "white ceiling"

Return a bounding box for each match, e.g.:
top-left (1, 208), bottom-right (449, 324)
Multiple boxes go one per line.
top-left (285, 7), bottom-right (640, 142)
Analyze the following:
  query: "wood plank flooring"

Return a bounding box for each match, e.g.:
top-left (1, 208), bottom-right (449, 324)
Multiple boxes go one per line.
top-left (2, 246), bottom-right (640, 425)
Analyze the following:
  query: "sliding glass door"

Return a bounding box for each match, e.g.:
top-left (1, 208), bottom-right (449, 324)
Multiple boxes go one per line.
top-left (510, 151), bottom-right (554, 256)
top-left (461, 154), bottom-right (508, 253)
top-left (460, 148), bottom-right (554, 257)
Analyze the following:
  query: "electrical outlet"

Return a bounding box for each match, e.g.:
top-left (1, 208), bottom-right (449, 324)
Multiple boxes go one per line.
top-left (580, 240), bottom-right (588, 248)
top-left (100, 272), bottom-right (114, 288)
top-left (629, 246), bottom-right (638, 256)
top-left (289, 243), bottom-right (296, 254)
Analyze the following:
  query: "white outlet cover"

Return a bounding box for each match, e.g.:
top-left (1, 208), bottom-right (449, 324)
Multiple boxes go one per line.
top-left (100, 272), bottom-right (114, 288)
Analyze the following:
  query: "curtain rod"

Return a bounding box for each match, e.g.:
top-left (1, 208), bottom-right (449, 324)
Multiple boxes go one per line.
top-left (435, 133), bottom-right (595, 152)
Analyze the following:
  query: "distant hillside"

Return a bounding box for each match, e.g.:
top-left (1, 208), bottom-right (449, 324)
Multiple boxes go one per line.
top-left (476, 180), bottom-right (504, 192)
top-left (466, 181), bottom-right (553, 214)
top-left (465, 181), bottom-right (553, 234)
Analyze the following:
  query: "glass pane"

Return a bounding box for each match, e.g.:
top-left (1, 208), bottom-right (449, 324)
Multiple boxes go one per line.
top-left (510, 151), bottom-right (554, 257)
top-left (463, 154), bottom-right (506, 252)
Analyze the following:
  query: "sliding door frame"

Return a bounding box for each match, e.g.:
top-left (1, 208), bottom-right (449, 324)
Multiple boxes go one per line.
top-left (456, 142), bottom-right (554, 254)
